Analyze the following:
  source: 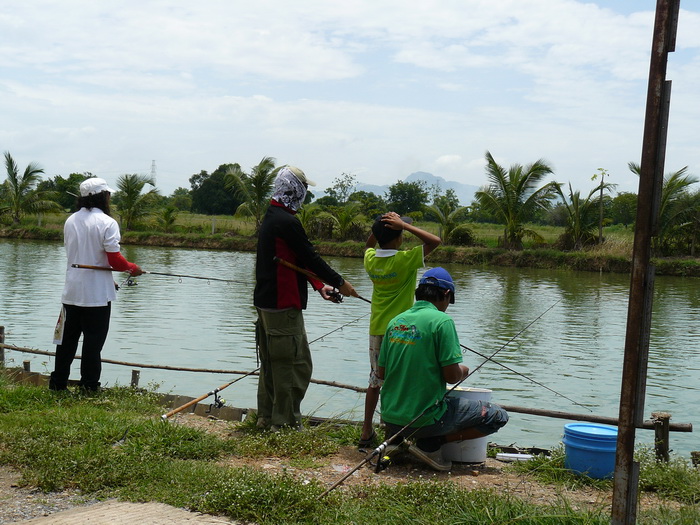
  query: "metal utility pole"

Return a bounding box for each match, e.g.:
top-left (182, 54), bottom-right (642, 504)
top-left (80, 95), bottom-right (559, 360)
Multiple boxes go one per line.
top-left (611, 1), bottom-right (680, 524)
top-left (598, 169), bottom-right (606, 244)
top-left (150, 160), bottom-right (157, 187)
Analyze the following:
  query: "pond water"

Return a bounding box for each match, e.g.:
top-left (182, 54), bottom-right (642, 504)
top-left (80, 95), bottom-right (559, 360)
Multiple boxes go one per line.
top-left (1, 238), bottom-right (698, 457)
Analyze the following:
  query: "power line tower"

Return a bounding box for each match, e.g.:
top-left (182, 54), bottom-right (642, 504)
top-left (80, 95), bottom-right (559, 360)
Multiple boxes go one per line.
top-left (150, 160), bottom-right (157, 187)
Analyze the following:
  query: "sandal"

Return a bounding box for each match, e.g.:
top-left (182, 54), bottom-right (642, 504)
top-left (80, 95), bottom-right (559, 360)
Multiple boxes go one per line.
top-left (357, 430), bottom-right (378, 449)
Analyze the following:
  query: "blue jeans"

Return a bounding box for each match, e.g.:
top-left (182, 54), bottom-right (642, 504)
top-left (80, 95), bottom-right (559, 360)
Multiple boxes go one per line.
top-left (386, 396), bottom-right (509, 449)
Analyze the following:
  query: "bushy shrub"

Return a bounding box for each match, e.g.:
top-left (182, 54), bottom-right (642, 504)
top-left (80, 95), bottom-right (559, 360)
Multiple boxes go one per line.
top-left (307, 216), bottom-right (335, 240)
top-left (342, 222), bottom-right (369, 242)
top-left (555, 232), bottom-right (598, 251)
top-left (448, 224), bottom-right (478, 246)
top-left (405, 211), bottom-right (423, 222)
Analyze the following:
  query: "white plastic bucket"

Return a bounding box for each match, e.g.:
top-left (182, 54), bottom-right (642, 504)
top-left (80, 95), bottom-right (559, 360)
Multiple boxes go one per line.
top-left (441, 387), bottom-right (492, 463)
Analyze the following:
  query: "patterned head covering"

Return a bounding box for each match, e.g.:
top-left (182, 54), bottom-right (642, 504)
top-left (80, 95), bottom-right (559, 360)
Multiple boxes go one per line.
top-left (272, 166), bottom-right (308, 212)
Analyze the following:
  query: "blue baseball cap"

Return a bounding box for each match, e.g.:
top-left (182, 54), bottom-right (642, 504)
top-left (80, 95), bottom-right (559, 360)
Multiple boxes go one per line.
top-left (419, 267), bottom-right (455, 303)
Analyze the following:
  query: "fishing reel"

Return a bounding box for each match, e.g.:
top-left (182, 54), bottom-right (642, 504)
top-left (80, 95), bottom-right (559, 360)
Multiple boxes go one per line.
top-left (115, 277), bottom-right (138, 291)
top-left (372, 454), bottom-right (392, 473)
top-left (327, 289), bottom-right (344, 303)
top-left (206, 392), bottom-right (226, 413)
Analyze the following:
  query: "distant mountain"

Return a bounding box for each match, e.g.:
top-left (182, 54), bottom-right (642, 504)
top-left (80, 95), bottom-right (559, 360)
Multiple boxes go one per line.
top-left (405, 171), bottom-right (479, 205)
top-left (350, 171), bottom-right (479, 206)
top-left (352, 182), bottom-right (391, 197)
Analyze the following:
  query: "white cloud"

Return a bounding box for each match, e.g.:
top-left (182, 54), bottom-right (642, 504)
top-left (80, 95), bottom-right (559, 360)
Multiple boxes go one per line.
top-left (0, 1), bottom-right (698, 197)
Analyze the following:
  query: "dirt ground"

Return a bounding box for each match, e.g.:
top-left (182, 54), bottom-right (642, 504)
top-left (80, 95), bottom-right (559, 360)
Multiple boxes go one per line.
top-left (173, 413), bottom-right (680, 514)
top-left (0, 412), bottom-right (680, 523)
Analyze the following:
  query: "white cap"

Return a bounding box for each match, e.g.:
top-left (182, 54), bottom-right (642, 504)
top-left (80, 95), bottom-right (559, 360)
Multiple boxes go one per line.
top-left (79, 178), bottom-right (115, 197)
top-left (284, 166), bottom-right (316, 187)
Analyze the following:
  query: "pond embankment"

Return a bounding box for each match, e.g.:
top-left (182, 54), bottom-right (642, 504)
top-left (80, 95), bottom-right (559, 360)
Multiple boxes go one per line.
top-left (3, 226), bottom-right (700, 277)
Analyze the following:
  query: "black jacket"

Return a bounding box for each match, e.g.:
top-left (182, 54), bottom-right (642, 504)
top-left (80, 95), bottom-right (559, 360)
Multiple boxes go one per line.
top-left (254, 202), bottom-right (344, 310)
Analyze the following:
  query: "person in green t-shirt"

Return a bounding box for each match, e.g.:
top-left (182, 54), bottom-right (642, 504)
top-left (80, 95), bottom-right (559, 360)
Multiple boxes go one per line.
top-left (358, 212), bottom-right (441, 448)
top-left (377, 267), bottom-right (509, 471)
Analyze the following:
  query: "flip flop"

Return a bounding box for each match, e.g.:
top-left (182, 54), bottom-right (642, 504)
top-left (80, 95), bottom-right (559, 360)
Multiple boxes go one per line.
top-left (357, 430), bottom-right (378, 449)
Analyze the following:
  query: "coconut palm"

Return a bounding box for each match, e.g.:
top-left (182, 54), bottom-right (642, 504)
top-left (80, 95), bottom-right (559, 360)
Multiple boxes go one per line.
top-left (316, 202), bottom-right (365, 241)
top-left (554, 182), bottom-right (613, 250)
top-left (673, 190), bottom-right (700, 256)
top-left (156, 205), bottom-right (179, 233)
top-left (2, 151), bottom-right (60, 224)
top-left (628, 162), bottom-right (699, 255)
top-left (296, 203), bottom-right (321, 232)
top-left (424, 200), bottom-right (468, 244)
top-left (475, 151), bottom-right (558, 250)
top-left (224, 157), bottom-right (277, 234)
top-left (114, 173), bottom-right (158, 231)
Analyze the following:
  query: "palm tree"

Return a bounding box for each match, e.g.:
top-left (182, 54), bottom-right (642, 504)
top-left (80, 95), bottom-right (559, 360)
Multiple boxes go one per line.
top-left (296, 203), bottom-right (321, 232)
top-left (156, 206), bottom-right (179, 233)
top-left (554, 182), bottom-right (611, 250)
top-left (475, 151), bottom-right (558, 250)
top-left (673, 190), bottom-right (700, 256)
top-left (424, 200), bottom-right (468, 244)
top-left (2, 151), bottom-right (60, 224)
top-left (114, 173), bottom-right (158, 231)
top-left (628, 162), bottom-right (699, 255)
top-left (224, 157), bottom-right (277, 234)
top-left (317, 202), bottom-right (365, 241)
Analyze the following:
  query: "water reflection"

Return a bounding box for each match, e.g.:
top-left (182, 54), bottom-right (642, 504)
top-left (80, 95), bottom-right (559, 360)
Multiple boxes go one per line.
top-left (0, 239), bottom-right (697, 457)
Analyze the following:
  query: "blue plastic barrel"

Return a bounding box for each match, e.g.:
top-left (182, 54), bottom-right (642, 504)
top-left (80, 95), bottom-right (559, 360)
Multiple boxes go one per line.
top-left (562, 423), bottom-right (618, 479)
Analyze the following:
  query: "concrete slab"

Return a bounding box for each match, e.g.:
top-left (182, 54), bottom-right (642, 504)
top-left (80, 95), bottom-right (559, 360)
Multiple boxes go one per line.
top-left (19, 500), bottom-right (238, 524)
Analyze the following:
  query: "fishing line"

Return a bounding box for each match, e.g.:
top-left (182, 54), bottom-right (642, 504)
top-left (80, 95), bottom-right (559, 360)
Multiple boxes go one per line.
top-left (459, 342), bottom-right (592, 412)
top-left (309, 312), bottom-right (371, 345)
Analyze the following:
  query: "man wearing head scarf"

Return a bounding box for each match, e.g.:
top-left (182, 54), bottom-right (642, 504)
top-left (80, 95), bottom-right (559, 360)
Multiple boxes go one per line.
top-left (254, 165), bottom-right (358, 431)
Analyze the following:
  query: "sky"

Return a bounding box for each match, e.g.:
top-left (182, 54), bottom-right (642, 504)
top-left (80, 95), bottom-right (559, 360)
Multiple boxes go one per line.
top-left (1, 1), bottom-right (699, 200)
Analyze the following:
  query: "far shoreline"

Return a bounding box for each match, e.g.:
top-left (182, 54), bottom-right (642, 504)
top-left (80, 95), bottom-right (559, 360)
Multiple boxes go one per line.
top-left (2, 226), bottom-right (700, 278)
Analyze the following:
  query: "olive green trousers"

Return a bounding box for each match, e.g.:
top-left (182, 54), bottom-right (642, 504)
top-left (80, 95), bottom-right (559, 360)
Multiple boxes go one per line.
top-left (255, 308), bottom-right (312, 428)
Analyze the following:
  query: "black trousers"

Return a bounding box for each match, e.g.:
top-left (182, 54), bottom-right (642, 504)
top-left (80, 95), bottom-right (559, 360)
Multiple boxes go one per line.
top-left (49, 303), bottom-right (111, 391)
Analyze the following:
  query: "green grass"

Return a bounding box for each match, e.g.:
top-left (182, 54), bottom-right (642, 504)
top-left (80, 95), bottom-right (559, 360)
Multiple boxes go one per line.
top-left (509, 448), bottom-right (614, 491)
top-left (510, 446), bottom-right (700, 505)
top-left (4, 211), bottom-right (608, 249)
top-left (0, 376), bottom-right (698, 524)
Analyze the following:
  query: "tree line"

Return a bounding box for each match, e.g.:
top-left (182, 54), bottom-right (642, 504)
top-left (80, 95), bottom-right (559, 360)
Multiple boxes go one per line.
top-left (2, 151), bottom-right (699, 257)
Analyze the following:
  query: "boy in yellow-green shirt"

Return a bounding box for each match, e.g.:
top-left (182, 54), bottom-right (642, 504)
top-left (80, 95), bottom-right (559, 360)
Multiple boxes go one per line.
top-left (359, 212), bottom-right (441, 448)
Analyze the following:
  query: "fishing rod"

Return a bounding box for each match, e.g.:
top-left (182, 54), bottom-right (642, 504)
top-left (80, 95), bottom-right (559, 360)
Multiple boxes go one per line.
top-left (161, 367), bottom-right (260, 420)
top-left (319, 298), bottom-right (563, 498)
top-left (161, 310), bottom-right (371, 421)
top-left (459, 342), bottom-right (591, 412)
top-left (273, 257), bottom-right (372, 304)
top-left (71, 264), bottom-right (245, 284)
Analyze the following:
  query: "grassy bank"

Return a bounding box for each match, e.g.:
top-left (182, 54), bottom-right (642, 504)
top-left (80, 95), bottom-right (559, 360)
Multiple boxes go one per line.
top-left (3, 221), bottom-right (700, 277)
top-left (0, 376), bottom-right (698, 524)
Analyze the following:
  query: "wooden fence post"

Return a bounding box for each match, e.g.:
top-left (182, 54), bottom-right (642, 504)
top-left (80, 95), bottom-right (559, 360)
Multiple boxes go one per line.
top-left (130, 369), bottom-right (140, 388)
top-left (0, 326), bottom-right (5, 365)
top-left (651, 412), bottom-right (671, 462)
top-left (23, 360), bottom-right (31, 372)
